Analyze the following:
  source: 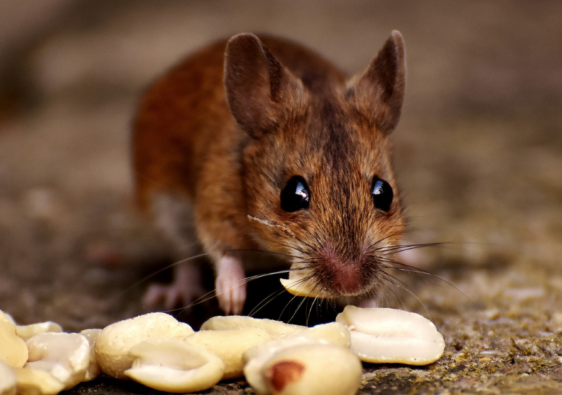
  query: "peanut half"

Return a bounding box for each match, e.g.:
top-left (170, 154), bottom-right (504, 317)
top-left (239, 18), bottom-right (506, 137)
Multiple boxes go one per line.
top-left (263, 344), bottom-right (361, 395)
top-left (185, 327), bottom-right (271, 379)
top-left (25, 332), bottom-right (90, 390)
top-left (279, 264), bottom-right (331, 298)
top-left (95, 312), bottom-right (194, 379)
top-left (125, 339), bottom-right (224, 393)
top-left (336, 306), bottom-right (445, 365)
top-left (243, 322), bottom-right (351, 395)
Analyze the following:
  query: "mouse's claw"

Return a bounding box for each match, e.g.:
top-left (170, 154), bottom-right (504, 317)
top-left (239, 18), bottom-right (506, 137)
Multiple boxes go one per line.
top-left (215, 255), bottom-right (246, 315)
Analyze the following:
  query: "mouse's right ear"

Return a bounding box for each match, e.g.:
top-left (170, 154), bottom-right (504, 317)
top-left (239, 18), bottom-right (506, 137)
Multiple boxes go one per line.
top-left (224, 33), bottom-right (305, 139)
top-left (348, 31), bottom-right (406, 135)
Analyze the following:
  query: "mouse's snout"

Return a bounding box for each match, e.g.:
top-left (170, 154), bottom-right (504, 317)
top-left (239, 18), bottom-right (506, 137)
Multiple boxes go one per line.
top-left (331, 263), bottom-right (362, 295)
top-left (315, 246), bottom-right (367, 296)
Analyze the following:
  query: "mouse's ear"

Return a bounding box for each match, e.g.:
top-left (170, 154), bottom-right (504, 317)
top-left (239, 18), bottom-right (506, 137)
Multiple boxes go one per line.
top-left (224, 33), bottom-right (305, 138)
top-left (348, 31), bottom-right (406, 135)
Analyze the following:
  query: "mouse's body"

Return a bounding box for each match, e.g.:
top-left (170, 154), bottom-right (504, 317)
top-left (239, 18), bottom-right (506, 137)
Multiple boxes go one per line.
top-left (133, 32), bottom-right (406, 314)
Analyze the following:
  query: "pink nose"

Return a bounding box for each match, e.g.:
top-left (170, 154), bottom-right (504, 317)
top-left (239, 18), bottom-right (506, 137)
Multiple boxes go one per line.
top-left (331, 263), bottom-right (362, 295)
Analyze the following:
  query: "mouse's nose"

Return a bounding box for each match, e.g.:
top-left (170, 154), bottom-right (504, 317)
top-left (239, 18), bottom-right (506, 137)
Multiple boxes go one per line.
top-left (331, 263), bottom-right (362, 295)
top-left (316, 246), bottom-right (364, 295)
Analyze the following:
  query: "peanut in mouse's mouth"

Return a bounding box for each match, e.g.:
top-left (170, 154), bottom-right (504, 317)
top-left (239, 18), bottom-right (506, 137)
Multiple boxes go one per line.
top-left (280, 264), bottom-right (331, 298)
top-left (281, 261), bottom-right (372, 299)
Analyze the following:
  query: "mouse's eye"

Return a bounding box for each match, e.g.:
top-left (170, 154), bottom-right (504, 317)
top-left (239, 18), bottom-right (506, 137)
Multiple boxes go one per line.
top-left (281, 176), bottom-right (310, 212)
top-left (371, 177), bottom-right (393, 212)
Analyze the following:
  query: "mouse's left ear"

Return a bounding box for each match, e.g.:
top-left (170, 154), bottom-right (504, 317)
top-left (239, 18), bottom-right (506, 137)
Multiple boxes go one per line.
top-left (224, 33), bottom-right (305, 139)
top-left (347, 31), bottom-right (406, 135)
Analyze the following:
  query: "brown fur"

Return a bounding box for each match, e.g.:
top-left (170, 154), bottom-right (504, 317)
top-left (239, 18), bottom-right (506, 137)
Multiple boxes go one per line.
top-left (133, 32), bottom-right (406, 301)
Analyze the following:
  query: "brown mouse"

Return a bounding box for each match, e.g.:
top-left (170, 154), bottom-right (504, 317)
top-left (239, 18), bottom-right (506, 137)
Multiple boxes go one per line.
top-left (132, 31), bottom-right (406, 315)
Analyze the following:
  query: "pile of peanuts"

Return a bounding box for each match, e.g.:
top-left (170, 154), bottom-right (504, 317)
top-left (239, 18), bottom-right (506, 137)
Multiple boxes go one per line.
top-left (0, 306), bottom-right (445, 395)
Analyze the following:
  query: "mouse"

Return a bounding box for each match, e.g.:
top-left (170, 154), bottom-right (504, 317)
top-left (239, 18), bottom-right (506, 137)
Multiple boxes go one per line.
top-left (132, 31), bottom-right (406, 315)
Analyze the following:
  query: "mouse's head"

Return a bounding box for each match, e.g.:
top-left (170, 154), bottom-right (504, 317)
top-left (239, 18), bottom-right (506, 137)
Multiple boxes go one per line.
top-left (225, 32), bottom-right (406, 299)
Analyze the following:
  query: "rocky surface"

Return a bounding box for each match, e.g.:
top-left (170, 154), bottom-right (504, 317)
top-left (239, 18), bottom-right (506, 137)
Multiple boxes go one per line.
top-left (0, 0), bottom-right (561, 393)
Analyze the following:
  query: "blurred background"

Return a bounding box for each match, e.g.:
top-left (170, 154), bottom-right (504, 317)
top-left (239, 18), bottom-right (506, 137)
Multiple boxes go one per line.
top-left (2, 1), bottom-right (562, 392)
top-left (0, 0), bottom-right (561, 332)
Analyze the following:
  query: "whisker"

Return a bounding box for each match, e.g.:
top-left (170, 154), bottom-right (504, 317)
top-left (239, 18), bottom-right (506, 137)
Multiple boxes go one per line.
top-left (120, 253), bottom-right (210, 297)
top-left (188, 287), bottom-right (227, 308)
top-left (287, 294), bottom-right (310, 324)
top-left (306, 295), bottom-right (322, 326)
top-left (248, 215), bottom-right (320, 256)
top-left (380, 279), bottom-right (407, 310)
top-left (248, 288), bottom-right (288, 317)
top-left (370, 232), bottom-right (407, 248)
top-left (240, 269), bottom-right (292, 284)
top-left (278, 292), bottom-right (303, 322)
top-left (377, 258), bottom-right (431, 275)
top-left (224, 248), bottom-right (296, 259)
top-left (378, 268), bottom-right (433, 321)
top-left (377, 256), bottom-right (472, 302)
top-left (374, 242), bottom-right (446, 254)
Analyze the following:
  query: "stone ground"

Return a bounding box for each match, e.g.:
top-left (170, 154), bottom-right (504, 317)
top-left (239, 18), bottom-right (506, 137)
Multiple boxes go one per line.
top-left (1, 0), bottom-right (562, 394)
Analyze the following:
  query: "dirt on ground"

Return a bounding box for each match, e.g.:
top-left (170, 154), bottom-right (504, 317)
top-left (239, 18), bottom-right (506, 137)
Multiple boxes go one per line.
top-left (0, 1), bottom-right (561, 394)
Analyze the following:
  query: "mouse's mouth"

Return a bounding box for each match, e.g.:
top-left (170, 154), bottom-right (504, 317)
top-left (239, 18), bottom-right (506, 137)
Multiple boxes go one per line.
top-left (282, 257), bottom-right (382, 299)
top-left (284, 262), bottom-right (370, 298)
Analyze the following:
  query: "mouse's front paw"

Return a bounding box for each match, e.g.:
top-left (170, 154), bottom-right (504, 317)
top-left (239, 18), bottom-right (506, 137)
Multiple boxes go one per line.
top-left (215, 256), bottom-right (246, 315)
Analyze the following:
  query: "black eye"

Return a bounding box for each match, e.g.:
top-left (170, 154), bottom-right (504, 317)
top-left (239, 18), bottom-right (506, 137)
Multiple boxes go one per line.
top-left (371, 177), bottom-right (393, 212)
top-left (280, 176), bottom-right (310, 212)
